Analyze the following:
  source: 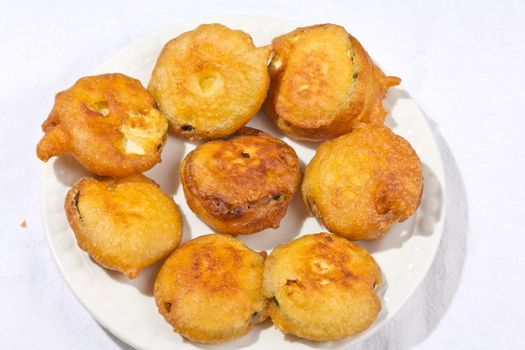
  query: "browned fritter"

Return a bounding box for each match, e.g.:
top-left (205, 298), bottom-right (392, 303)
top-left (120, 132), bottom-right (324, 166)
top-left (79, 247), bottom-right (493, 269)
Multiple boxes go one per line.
top-left (263, 233), bottom-right (382, 341)
top-left (37, 73), bottom-right (168, 176)
top-left (180, 127), bottom-right (301, 235)
top-left (148, 24), bottom-right (271, 140)
top-left (154, 234), bottom-right (268, 343)
top-left (302, 124), bottom-right (423, 240)
top-left (65, 174), bottom-right (182, 279)
top-left (264, 24), bottom-right (400, 141)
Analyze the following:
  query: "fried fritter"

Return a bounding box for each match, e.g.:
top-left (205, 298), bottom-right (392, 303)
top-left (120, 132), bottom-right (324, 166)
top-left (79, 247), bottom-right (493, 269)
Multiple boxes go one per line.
top-left (264, 24), bottom-right (401, 141)
top-left (148, 24), bottom-right (271, 140)
top-left (37, 73), bottom-right (168, 177)
top-left (154, 234), bottom-right (268, 343)
top-left (180, 127), bottom-right (301, 235)
top-left (65, 174), bottom-right (182, 279)
top-left (302, 124), bottom-right (423, 240)
top-left (263, 233), bottom-right (382, 341)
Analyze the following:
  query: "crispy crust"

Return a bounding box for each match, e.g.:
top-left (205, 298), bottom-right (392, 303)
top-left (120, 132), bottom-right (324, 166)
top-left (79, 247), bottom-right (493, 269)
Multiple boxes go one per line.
top-left (37, 73), bottom-right (168, 176)
top-left (148, 24), bottom-right (272, 140)
top-left (302, 124), bottom-right (423, 240)
top-left (180, 127), bottom-right (301, 234)
top-left (154, 234), bottom-right (268, 343)
top-left (263, 233), bottom-right (382, 341)
top-left (264, 24), bottom-right (401, 141)
top-left (64, 174), bottom-right (182, 279)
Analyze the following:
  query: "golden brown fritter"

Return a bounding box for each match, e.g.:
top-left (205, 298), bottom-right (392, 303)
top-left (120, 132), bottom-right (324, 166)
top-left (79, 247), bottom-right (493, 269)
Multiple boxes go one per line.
top-left (65, 174), bottom-right (182, 279)
top-left (180, 127), bottom-right (301, 235)
top-left (148, 24), bottom-right (271, 140)
top-left (302, 124), bottom-right (423, 240)
top-left (37, 73), bottom-right (168, 177)
top-left (154, 234), bottom-right (268, 343)
top-left (264, 24), bottom-right (401, 141)
top-left (263, 233), bottom-right (382, 341)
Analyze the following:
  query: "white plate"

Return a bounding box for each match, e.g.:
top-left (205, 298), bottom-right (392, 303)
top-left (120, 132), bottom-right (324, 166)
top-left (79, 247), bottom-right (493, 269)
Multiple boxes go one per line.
top-left (41, 15), bottom-right (445, 350)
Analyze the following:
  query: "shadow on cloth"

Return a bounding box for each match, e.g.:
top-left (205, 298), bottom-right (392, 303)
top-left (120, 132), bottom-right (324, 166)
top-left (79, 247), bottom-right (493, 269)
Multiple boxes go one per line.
top-left (101, 327), bottom-right (134, 350)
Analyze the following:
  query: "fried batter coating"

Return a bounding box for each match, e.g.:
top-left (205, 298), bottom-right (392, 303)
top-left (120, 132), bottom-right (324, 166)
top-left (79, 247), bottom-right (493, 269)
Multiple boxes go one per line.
top-left (264, 24), bottom-right (401, 141)
top-left (302, 124), bottom-right (423, 240)
top-left (37, 73), bottom-right (168, 177)
top-left (65, 175), bottom-right (182, 279)
top-left (148, 24), bottom-right (271, 140)
top-left (180, 127), bottom-right (301, 235)
top-left (263, 233), bottom-right (382, 341)
top-left (154, 234), bottom-right (268, 343)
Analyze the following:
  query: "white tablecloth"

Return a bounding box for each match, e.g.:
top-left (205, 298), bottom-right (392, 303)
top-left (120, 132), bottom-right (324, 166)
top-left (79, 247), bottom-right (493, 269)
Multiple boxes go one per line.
top-left (1, 0), bottom-right (524, 349)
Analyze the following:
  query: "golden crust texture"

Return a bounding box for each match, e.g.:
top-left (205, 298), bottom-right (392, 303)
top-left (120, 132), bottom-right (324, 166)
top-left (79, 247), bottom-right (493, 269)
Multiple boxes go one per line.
top-left (264, 24), bottom-right (401, 141)
top-left (302, 124), bottom-right (423, 240)
top-left (37, 73), bottom-right (168, 176)
top-left (263, 233), bottom-right (382, 341)
top-left (65, 174), bottom-right (182, 279)
top-left (180, 127), bottom-right (301, 235)
top-left (148, 24), bottom-right (272, 140)
top-left (154, 234), bottom-right (268, 343)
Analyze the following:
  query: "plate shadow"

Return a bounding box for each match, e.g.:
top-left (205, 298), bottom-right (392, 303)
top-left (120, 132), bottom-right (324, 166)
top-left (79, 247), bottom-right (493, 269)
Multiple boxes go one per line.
top-left (239, 192), bottom-right (308, 252)
top-left (101, 256), bottom-right (167, 297)
top-left (360, 163), bottom-right (444, 254)
top-left (53, 155), bottom-right (92, 187)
